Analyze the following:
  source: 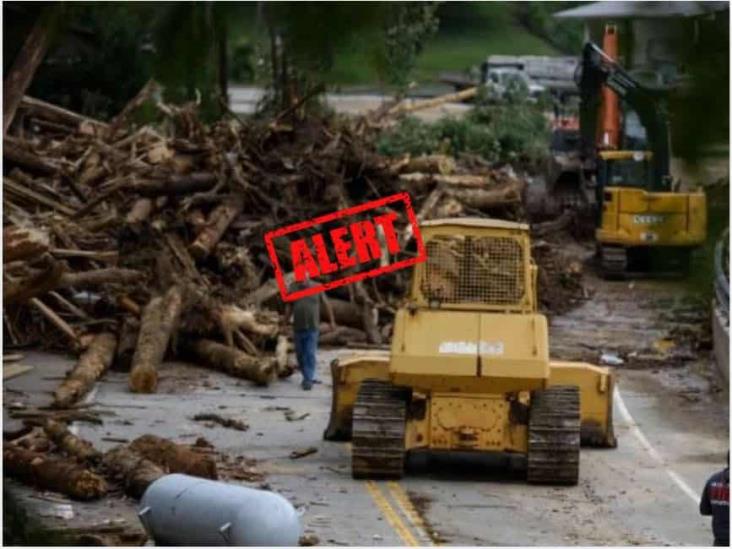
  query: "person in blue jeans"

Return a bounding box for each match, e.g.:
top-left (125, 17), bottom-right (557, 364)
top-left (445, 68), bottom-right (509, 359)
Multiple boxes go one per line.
top-left (287, 278), bottom-right (321, 390)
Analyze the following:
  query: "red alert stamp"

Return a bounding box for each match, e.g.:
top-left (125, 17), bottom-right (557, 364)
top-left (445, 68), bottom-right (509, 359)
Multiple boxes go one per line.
top-left (264, 192), bottom-right (426, 302)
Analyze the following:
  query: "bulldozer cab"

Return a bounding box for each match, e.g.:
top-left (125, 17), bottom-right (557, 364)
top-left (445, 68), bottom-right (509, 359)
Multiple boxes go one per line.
top-left (391, 218), bottom-right (549, 394)
top-left (410, 218), bottom-right (538, 314)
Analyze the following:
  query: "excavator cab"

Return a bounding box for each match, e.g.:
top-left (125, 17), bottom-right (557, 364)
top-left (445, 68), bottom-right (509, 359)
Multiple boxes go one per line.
top-left (597, 150), bottom-right (653, 190)
top-left (324, 218), bottom-right (616, 485)
top-left (576, 37), bottom-right (708, 278)
top-left (594, 149), bottom-right (707, 276)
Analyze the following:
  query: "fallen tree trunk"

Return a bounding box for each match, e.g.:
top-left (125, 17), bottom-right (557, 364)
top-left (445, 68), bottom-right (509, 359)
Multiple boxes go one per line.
top-left (188, 339), bottom-right (275, 385)
top-left (60, 268), bottom-right (145, 289)
top-left (400, 172), bottom-right (494, 189)
top-left (3, 226), bottom-right (49, 263)
top-left (20, 96), bottom-right (109, 133)
top-left (447, 181), bottom-right (524, 210)
top-left (319, 325), bottom-right (367, 346)
top-left (243, 272), bottom-right (295, 306)
top-left (217, 305), bottom-right (278, 341)
top-left (53, 332), bottom-right (117, 408)
top-left (29, 297), bottom-right (79, 346)
top-left (129, 434), bottom-right (217, 479)
top-left (385, 86), bottom-right (478, 118)
top-left (102, 446), bottom-right (164, 499)
top-left (133, 172), bottom-right (217, 197)
top-left (320, 297), bottom-right (363, 329)
top-left (189, 195), bottom-right (245, 259)
top-left (3, 8), bottom-right (55, 134)
top-left (275, 335), bottom-right (289, 375)
top-left (417, 185), bottom-right (445, 221)
top-left (361, 304), bottom-right (381, 345)
top-left (3, 140), bottom-right (60, 176)
top-left (434, 174), bottom-right (494, 187)
top-left (43, 419), bottom-right (102, 463)
top-left (4, 445), bottom-right (107, 500)
top-left (392, 154), bottom-right (456, 175)
top-left (129, 285), bottom-right (185, 393)
top-left (51, 249), bottom-right (118, 263)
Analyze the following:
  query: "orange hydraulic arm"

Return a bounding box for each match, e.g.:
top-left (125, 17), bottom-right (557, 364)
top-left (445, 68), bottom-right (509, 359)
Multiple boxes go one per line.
top-left (597, 25), bottom-right (620, 149)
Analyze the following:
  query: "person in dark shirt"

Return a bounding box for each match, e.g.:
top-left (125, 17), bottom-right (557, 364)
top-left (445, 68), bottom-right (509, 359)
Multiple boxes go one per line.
top-left (286, 278), bottom-right (321, 391)
top-left (700, 453), bottom-right (730, 546)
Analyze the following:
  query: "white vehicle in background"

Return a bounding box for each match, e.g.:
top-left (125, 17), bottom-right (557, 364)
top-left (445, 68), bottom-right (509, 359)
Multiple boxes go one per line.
top-left (481, 66), bottom-right (546, 100)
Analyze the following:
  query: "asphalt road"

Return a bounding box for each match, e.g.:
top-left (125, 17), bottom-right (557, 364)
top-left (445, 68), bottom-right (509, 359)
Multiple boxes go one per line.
top-left (4, 258), bottom-right (728, 546)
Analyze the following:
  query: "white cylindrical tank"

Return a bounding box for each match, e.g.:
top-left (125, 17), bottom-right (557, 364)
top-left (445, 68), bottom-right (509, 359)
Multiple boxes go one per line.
top-left (138, 474), bottom-right (301, 546)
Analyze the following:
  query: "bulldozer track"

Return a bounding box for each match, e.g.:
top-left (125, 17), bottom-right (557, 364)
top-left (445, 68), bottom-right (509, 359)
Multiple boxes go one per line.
top-left (527, 385), bottom-right (581, 485)
top-left (352, 380), bottom-right (409, 479)
top-left (600, 245), bottom-right (627, 278)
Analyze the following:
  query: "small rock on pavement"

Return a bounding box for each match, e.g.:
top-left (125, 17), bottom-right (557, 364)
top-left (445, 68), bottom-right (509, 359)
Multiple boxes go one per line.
top-left (299, 533), bottom-right (320, 546)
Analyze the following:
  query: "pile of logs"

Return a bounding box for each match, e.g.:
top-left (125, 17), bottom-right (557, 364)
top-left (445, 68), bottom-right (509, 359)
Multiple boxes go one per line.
top-left (4, 420), bottom-right (223, 502)
top-left (3, 92), bottom-right (534, 404)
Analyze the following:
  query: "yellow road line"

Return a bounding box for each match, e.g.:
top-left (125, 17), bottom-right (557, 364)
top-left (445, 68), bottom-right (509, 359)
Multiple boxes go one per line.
top-left (346, 442), bottom-right (421, 545)
top-left (387, 481), bottom-right (437, 546)
top-left (365, 481), bottom-right (419, 546)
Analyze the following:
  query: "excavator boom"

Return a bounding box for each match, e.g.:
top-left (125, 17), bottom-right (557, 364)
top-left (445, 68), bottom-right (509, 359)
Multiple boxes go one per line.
top-left (578, 41), bottom-right (672, 191)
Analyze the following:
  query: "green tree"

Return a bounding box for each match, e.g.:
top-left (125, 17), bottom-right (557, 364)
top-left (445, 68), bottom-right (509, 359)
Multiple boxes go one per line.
top-left (7, 2), bottom-right (442, 119)
top-left (258, 2), bottom-right (439, 111)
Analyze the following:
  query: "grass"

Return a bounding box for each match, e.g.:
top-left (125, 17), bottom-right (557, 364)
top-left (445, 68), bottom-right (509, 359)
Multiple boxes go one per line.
top-left (230, 2), bottom-right (560, 88)
top-left (414, 24), bottom-right (559, 81)
top-left (326, 23), bottom-right (557, 87)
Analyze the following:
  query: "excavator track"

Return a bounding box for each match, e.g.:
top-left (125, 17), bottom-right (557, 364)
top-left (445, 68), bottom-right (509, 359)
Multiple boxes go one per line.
top-left (527, 385), bottom-right (581, 485)
top-left (351, 380), bottom-right (408, 479)
top-left (600, 245), bottom-right (628, 279)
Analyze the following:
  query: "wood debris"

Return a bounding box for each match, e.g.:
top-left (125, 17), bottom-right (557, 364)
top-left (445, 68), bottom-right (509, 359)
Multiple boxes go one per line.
top-left (42, 419), bottom-right (102, 463)
top-left (3, 92), bottom-right (554, 377)
top-left (129, 434), bottom-right (218, 479)
top-left (101, 446), bottom-right (165, 499)
top-left (4, 444), bottom-right (108, 501)
top-left (289, 446), bottom-right (318, 459)
top-left (192, 412), bottom-right (249, 431)
top-left (52, 332), bottom-right (117, 408)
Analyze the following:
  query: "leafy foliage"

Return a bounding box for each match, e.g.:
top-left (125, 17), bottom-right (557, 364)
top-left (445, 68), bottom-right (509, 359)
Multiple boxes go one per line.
top-left (377, 90), bottom-right (549, 167)
top-left (514, 2), bottom-right (586, 54)
top-left (668, 12), bottom-right (729, 164)
top-left (22, 3), bottom-right (155, 119)
top-left (258, 2), bottom-right (439, 109)
top-left (378, 3), bottom-right (439, 95)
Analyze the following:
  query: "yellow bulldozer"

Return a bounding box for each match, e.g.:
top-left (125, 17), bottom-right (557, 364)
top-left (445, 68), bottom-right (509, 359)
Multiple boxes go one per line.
top-left (324, 218), bottom-right (616, 485)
